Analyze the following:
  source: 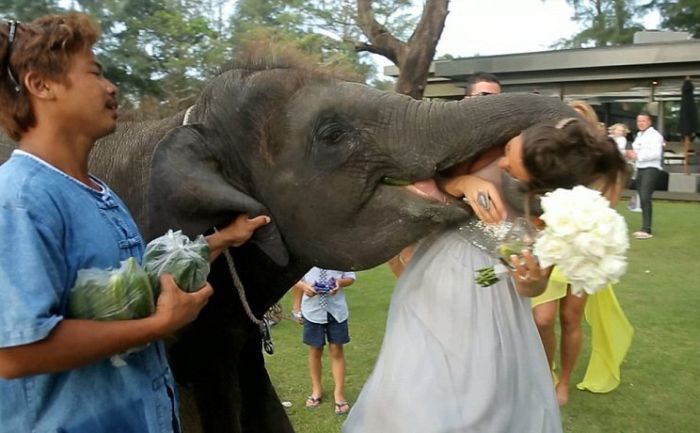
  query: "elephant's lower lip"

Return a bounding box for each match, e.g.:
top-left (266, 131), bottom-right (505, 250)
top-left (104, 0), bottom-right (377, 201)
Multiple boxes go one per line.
top-left (404, 179), bottom-right (450, 203)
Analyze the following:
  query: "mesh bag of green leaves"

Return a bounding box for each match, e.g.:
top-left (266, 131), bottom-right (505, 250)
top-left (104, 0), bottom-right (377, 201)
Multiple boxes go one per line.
top-left (143, 230), bottom-right (210, 296)
top-left (69, 257), bottom-right (155, 320)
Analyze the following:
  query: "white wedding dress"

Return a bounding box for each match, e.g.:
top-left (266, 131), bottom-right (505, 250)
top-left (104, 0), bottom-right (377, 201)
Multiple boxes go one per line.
top-left (343, 165), bottom-right (562, 433)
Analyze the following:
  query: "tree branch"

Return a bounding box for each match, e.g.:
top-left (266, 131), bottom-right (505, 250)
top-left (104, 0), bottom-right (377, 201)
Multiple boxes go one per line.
top-left (356, 0), bottom-right (407, 65)
top-left (395, 0), bottom-right (449, 99)
top-left (355, 0), bottom-right (449, 99)
top-left (408, 0), bottom-right (449, 46)
top-left (354, 41), bottom-right (399, 65)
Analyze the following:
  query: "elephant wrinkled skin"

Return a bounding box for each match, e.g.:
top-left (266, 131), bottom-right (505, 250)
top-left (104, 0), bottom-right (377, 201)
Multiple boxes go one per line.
top-left (0, 61), bottom-right (575, 433)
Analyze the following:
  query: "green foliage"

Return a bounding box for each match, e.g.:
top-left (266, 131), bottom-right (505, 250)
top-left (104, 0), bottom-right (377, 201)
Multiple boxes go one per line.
top-left (229, 0), bottom-right (416, 85)
top-left (0, 0), bottom-right (415, 114)
top-left (369, 77), bottom-right (397, 92)
top-left (0, 0), bottom-right (62, 21)
top-left (553, 0), bottom-right (646, 48)
top-left (556, 0), bottom-right (700, 48)
top-left (75, 0), bottom-right (229, 111)
top-left (648, 0), bottom-right (700, 38)
top-left (267, 200), bottom-right (700, 433)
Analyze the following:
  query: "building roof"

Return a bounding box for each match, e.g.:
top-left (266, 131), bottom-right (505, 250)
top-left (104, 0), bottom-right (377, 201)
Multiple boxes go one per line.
top-left (384, 39), bottom-right (700, 103)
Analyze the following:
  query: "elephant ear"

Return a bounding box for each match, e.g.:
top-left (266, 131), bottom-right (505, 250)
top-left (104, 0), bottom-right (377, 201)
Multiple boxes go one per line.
top-left (148, 124), bottom-right (289, 267)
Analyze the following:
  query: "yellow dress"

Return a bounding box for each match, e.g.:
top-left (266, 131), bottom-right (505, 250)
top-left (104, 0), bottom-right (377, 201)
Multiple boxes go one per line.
top-left (532, 267), bottom-right (634, 393)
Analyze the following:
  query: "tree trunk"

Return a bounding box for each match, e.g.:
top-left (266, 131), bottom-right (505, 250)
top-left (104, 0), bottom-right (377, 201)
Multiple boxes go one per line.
top-left (355, 0), bottom-right (449, 100)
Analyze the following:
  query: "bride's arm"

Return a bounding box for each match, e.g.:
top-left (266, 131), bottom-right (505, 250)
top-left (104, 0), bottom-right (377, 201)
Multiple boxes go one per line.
top-left (438, 174), bottom-right (507, 224)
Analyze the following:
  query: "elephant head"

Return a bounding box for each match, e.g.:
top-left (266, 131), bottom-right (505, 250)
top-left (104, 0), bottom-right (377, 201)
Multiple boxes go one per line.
top-left (148, 63), bottom-right (574, 273)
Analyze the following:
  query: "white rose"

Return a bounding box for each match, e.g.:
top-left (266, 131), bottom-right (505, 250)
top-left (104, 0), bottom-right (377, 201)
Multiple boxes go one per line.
top-left (570, 269), bottom-right (608, 295)
top-left (591, 211), bottom-right (618, 238)
top-left (573, 232), bottom-right (607, 258)
top-left (600, 256), bottom-right (627, 281)
top-left (533, 236), bottom-right (570, 267)
top-left (558, 256), bottom-right (593, 279)
top-left (543, 214), bottom-right (579, 237)
top-left (611, 215), bottom-right (630, 246)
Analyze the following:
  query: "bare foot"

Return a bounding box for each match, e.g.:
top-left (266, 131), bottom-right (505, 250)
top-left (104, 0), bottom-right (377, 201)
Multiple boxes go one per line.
top-left (555, 382), bottom-right (569, 406)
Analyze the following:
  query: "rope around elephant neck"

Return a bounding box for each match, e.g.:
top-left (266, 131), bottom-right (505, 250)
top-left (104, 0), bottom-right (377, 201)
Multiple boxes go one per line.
top-left (221, 247), bottom-right (263, 327)
top-left (217, 228), bottom-right (274, 355)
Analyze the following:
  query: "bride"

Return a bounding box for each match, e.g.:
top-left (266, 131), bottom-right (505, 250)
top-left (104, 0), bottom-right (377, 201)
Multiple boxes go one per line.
top-left (343, 118), bottom-right (627, 433)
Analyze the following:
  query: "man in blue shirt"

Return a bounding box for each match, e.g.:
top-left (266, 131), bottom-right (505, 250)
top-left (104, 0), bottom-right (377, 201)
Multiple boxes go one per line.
top-left (0, 13), bottom-right (268, 432)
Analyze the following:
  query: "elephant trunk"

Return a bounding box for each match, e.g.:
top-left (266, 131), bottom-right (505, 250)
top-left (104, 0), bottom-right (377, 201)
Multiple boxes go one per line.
top-left (389, 93), bottom-right (577, 178)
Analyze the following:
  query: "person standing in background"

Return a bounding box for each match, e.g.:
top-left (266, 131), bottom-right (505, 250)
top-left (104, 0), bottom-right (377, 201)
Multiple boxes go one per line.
top-left (463, 71), bottom-right (502, 98)
top-left (533, 101), bottom-right (633, 407)
top-left (628, 112), bottom-right (664, 239)
top-left (609, 123), bottom-right (641, 212)
top-left (294, 267), bottom-right (356, 415)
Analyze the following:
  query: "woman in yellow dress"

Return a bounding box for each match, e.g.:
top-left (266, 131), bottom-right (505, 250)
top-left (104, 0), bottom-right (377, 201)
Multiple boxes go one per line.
top-left (533, 101), bottom-right (634, 406)
top-left (532, 271), bottom-right (634, 405)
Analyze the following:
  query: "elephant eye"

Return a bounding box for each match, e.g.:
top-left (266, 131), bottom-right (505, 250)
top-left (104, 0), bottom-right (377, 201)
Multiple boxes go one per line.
top-left (318, 122), bottom-right (350, 145)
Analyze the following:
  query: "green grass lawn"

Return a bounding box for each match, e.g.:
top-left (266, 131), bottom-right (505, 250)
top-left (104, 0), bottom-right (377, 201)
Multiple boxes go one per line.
top-left (265, 200), bottom-right (700, 433)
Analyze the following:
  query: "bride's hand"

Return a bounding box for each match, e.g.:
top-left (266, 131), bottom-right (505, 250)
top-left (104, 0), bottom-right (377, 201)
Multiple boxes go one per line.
top-left (439, 174), bottom-right (506, 224)
top-left (508, 249), bottom-right (551, 297)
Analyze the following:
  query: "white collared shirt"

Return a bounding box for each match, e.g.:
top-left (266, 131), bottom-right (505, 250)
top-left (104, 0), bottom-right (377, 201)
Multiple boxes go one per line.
top-left (300, 267), bottom-right (356, 324)
top-left (631, 126), bottom-right (664, 170)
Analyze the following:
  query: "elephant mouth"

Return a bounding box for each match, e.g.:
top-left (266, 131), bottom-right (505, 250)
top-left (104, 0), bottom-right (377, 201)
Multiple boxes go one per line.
top-left (382, 176), bottom-right (452, 204)
top-left (405, 179), bottom-right (451, 203)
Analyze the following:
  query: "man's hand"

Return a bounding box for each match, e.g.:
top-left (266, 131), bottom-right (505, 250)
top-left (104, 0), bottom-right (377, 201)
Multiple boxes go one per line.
top-left (217, 214), bottom-right (270, 247)
top-left (152, 274), bottom-right (213, 335)
top-left (206, 214), bottom-right (270, 262)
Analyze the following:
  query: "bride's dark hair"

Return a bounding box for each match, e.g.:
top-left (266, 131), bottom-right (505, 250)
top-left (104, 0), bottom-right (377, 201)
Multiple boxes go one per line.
top-left (521, 117), bottom-right (627, 196)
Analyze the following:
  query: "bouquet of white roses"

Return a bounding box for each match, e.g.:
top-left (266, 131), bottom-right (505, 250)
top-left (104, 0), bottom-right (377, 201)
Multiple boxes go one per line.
top-left (533, 186), bottom-right (629, 295)
top-left (472, 186), bottom-right (629, 294)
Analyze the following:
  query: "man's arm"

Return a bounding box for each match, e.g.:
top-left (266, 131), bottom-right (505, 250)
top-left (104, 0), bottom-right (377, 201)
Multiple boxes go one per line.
top-left (206, 214), bottom-right (270, 262)
top-left (0, 274), bottom-right (211, 379)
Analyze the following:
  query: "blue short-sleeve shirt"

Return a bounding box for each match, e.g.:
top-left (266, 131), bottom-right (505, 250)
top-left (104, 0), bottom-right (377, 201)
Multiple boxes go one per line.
top-left (0, 151), bottom-right (180, 433)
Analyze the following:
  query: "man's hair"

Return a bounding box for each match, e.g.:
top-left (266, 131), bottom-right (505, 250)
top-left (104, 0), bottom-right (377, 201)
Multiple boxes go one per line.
top-left (0, 13), bottom-right (100, 141)
top-left (464, 72), bottom-right (501, 95)
top-left (637, 111), bottom-right (653, 120)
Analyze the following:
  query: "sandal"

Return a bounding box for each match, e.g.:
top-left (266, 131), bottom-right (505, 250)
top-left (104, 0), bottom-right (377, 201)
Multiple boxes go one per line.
top-left (334, 401), bottom-right (350, 415)
top-left (305, 395), bottom-right (321, 408)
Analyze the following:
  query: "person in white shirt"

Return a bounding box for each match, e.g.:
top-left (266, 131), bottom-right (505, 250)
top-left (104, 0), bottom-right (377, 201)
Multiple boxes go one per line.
top-left (295, 267), bottom-right (356, 414)
top-left (609, 123), bottom-right (629, 153)
top-left (628, 112), bottom-right (665, 239)
top-left (609, 123), bottom-right (641, 212)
